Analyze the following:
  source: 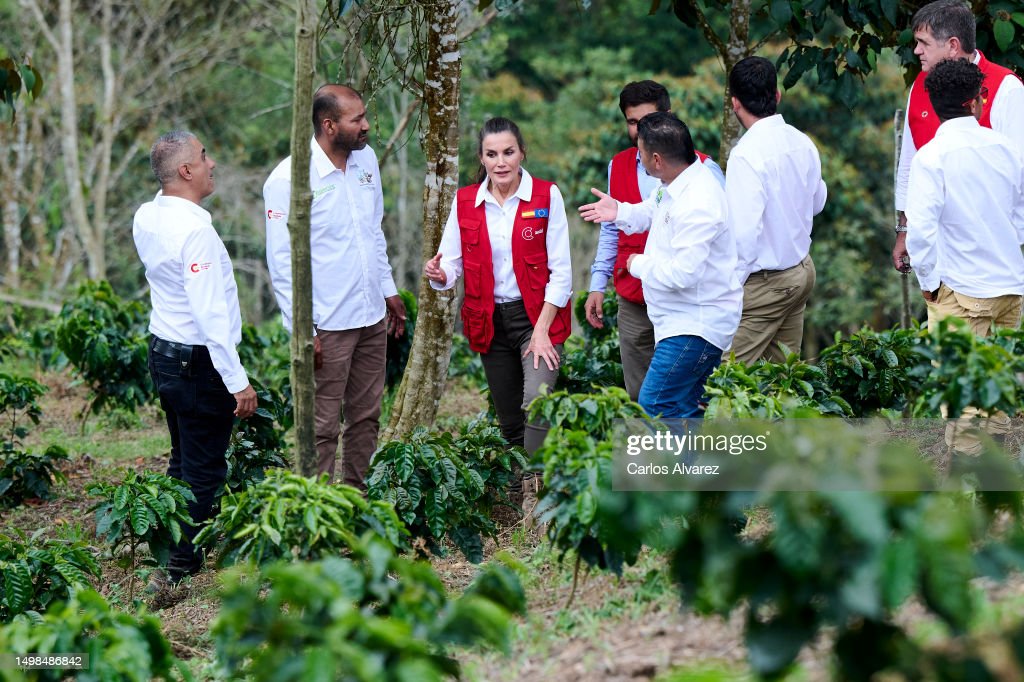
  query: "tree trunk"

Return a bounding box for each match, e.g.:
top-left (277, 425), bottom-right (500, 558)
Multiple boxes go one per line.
top-left (719, 0), bottom-right (752, 167)
top-left (288, 0), bottom-right (318, 476)
top-left (382, 0), bottom-right (461, 443)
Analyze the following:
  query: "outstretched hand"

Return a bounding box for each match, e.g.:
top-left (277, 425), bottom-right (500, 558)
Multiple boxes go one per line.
top-left (578, 188), bottom-right (618, 224)
top-left (423, 252), bottom-right (447, 285)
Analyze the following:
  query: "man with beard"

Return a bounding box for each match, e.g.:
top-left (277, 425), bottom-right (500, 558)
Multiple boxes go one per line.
top-left (264, 84), bottom-right (405, 488)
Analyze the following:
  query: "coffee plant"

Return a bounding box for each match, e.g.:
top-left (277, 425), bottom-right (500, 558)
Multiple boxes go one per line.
top-left (223, 378), bottom-right (291, 494)
top-left (386, 288), bottom-right (417, 390)
top-left (87, 471), bottom-right (195, 598)
top-left (597, 420), bottom-right (1024, 679)
top-left (0, 589), bottom-right (186, 682)
top-left (212, 535), bottom-right (525, 682)
top-left (195, 468), bottom-right (408, 566)
top-left (367, 418), bottom-right (526, 562)
top-left (53, 280), bottom-right (152, 416)
top-left (818, 325), bottom-right (925, 416)
top-left (237, 321), bottom-right (291, 388)
top-left (911, 318), bottom-right (1024, 418)
top-left (704, 353), bottom-right (852, 419)
top-left (527, 385), bottom-right (647, 438)
top-left (0, 529), bottom-right (101, 623)
top-left (0, 374), bottom-right (67, 508)
top-left (447, 333), bottom-right (486, 388)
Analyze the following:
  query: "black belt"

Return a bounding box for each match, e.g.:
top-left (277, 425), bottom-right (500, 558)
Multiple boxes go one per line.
top-left (151, 337), bottom-right (196, 369)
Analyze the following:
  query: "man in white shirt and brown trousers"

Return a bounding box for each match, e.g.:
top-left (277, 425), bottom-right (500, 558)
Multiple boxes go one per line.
top-left (134, 131), bottom-right (258, 586)
top-left (906, 58), bottom-right (1024, 456)
top-left (265, 85), bottom-right (405, 489)
top-left (726, 56), bottom-right (827, 364)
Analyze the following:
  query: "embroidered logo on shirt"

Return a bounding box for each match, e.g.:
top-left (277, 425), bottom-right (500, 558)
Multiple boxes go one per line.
top-left (655, 187), bottom-right (664, 205)
top-left (189, 262), bottom-right (212, 273)
top-left (267, 209), bottom-right (285, 220)
top-left (357, 170), bottom-right (374, 186)
top-left (522, 226), bottom-right (536, 241)
top-left (521, 209), bottom-right (549, 219)
top-left (313, 184), bottom-right (336, 200)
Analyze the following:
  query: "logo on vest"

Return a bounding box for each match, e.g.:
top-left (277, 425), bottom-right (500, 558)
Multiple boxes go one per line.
top-left (521, 209), bottom-right (549, 219)
top-left (921, 111), bottom-right (928, 118)
top-left (522, 226), bottom-right (536, 240)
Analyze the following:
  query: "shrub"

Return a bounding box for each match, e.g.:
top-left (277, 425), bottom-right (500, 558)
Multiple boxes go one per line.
top-left (87, 471), bottom-right (195, 598)
top-left (527, 385), bottom-right (646, 438)
top-left (53, 280), bottom-right (152, 415)
top-left (0, 373), bottom-right (67, 508)
top-left (223, 378), bottom-right (291, 494)
top-left (911, 318), bottom-right (1024, 418)
top-left (818, 325), bottom-right (925, 416)
top-left (447, 333), bottom-right (487, 388)
top-left (597, 419), bottom-right (1024, 679)
top-left (367, 418), bottom-right (526, 562)
top-left (212, 535), bottom-right (526, 682)
top-left (386, 288), bottom-right (418, 390)
top-left (0, 589), bottom-right (185, 681)
top-left (195, 468), bottom-right (408, 567)
top-left (237, 320), bottom-right (291, 389)
top-left (0, 529), bottom-right (101, 623)
top-left (0, 446), bottom-right (69, 509)
top-left (555, 290), bottom-right (624, 393)
top-left (704, 353), bottom-right (852, 419)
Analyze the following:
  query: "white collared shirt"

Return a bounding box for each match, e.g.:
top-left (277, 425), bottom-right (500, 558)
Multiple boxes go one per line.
top-left (726, 114), bottom-right (827, 283)
top-left (896, 53), bottom-right (1024, 212)
top-left (615, 162), bottom-right (743, 350)
top-left (431, 169), bottom-right (573, 308)
top-left (132, 194), bottom-right (249, 393)
top-left (264, 138), bottom-right (399, 333)
top-left (905, 116), bottom-right (1024, 297)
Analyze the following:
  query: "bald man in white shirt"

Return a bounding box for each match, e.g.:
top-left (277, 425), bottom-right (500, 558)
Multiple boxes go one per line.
top-left (265, 84), bottom-right (405, 488)
top-left (726, 56), bottom-right (827, 364)
top-left (906, 59), bottom-right (1024, 456)
top-left (134, 131), bottom-right (257, 585)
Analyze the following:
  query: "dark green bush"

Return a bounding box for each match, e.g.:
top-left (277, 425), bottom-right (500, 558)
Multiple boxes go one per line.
top-left (195, 468), bottom-right (408, 566)
top-left (0, 529), bottom-right (101, 623)
top-left (367, 418), bottom-right (526, 562)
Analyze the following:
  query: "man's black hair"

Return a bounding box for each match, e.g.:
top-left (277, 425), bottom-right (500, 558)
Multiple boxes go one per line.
top-left (728, 57), bottom-right (777, 118)
top-left (619, 80), bottom-right (671, 115)
top-left (925, 58), bottom-right (985, 121)
top-left (637, 111), bottom-right (697, 166)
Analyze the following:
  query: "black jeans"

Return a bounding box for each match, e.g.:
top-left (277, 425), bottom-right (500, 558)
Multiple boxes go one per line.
top-left (148, 336), bottom-right (236, 576)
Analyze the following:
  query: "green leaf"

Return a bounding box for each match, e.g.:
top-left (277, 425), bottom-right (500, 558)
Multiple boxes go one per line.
top-left (881, 0), bottom-right (899, 24)
top-left (994, 20), bottom-right (1015, 51)
top-left (770, 0), bottom-right (792, 24)
top-left (745, 612), bottom-right (813, 676)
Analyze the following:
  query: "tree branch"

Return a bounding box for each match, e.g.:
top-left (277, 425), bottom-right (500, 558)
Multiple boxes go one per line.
top-left (377, 96), bottom-right (421, 167)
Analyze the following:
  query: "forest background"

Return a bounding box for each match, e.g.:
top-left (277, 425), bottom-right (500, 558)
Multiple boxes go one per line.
top-left (1, 0), bottom-right (1000, 356)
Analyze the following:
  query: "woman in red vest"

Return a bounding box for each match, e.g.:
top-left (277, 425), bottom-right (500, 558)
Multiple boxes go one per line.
top-left (424, 117), bottom-right (572, 460)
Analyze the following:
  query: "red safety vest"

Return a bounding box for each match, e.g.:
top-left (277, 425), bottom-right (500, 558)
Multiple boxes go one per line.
top-left (456, 178), bottom-right (572, 353)
top-left (610, 147), bottom-right (711, 304)
top-left (908, 51), bottom-right (1020, 149)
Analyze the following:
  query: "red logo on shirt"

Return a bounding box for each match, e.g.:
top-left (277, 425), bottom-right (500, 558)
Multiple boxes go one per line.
top-left (267, 209), bottom-right (285, 220)
top-left (190, 262), bottom-right (212, 273)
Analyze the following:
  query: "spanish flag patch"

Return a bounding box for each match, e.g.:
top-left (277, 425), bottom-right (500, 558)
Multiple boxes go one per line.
top-left (521, 208), bottom-right (549, 219)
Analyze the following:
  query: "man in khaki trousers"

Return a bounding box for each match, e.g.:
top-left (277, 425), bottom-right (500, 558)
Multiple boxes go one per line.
top-left (725, 57), bottom-right (827, 364)
top-left (905, 59), bottom-right (1024, 456)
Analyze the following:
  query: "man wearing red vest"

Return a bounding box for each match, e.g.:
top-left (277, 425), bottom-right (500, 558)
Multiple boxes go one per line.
top-left (584, 80), bottom-right (724, 401)
top-left (893, 0), bottom-right (1024, 272)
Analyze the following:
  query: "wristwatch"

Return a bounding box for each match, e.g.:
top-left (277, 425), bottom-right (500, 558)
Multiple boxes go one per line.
top-left (894, 224), bottom-right (907, 234)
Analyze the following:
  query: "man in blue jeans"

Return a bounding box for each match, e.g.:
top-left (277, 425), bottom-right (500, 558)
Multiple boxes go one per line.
top-left (579, 112), bottom-right (742, 418)
top-left (134, 131), bottom-right (258, 586)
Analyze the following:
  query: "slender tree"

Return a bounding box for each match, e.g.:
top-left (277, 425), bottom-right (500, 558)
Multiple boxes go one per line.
top-left (288, 0), bottom-right (319, 475)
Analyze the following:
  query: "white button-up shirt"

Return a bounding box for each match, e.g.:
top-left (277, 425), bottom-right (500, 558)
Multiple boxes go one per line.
top-left (431, 169), bottom-right (572, 308)
top-left (896, 53), bottom-right (1024, 212)
top-left (133, 194), bottom-right (249, 393)
top-left (264, 138), bottom-right (399, 333)
top-left (906, 116), bottom-right (1024, 298)
top-left (616, 161), bottom-right (742, 350)
top-left (726, 114), bottom-right (827, 283)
